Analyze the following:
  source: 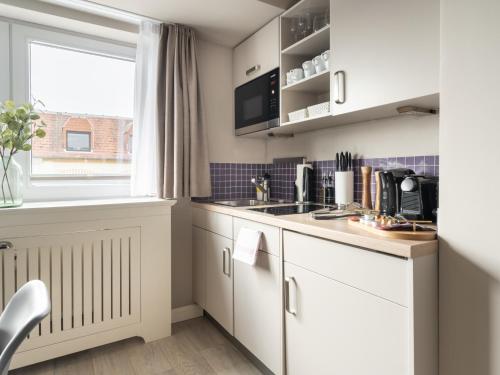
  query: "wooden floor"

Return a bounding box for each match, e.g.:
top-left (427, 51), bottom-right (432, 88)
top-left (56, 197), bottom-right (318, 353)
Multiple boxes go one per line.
top-left (10, 317), bottom-right (263, 375)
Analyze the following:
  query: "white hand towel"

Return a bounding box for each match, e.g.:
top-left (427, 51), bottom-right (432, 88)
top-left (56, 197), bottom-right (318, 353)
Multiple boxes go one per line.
top-left (233, 228), bottom-right (262, 266)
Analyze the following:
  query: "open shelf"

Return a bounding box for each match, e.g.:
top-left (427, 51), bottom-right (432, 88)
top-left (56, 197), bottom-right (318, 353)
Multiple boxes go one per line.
top-left (282, 69), bottom-right (330, 93)
top-left (282, 25), bottom-right (330, 56)
top-left (280, 112), bottom-right (332, 128)
top-left (282, 0), bottom-right (330, 19)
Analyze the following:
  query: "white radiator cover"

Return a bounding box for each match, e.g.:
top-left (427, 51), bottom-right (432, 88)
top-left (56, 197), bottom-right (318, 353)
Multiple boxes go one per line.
top-left (0, 199), bottom-right (173, 369)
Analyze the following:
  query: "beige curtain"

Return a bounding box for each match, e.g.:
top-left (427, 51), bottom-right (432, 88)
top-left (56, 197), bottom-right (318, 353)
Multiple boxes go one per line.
top-left (157, 24), bottom-right (211, 198)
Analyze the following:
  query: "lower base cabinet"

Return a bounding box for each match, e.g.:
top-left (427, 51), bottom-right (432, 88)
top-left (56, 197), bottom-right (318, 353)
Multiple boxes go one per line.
top-left (193, 209), bottom-right (436, 375)
top-left (206, 231), bottom-right (234, 335)
top-left (234, 250), bottom-right (281, 374)
top-left (284, 261), bottom-right (408, 375)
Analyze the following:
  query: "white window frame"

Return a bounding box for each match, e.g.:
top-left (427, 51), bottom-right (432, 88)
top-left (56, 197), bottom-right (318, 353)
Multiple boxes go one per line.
top-left (10, 23), bottom-right (136, 201)
top-left (0, 21), bottom-right (10, 102)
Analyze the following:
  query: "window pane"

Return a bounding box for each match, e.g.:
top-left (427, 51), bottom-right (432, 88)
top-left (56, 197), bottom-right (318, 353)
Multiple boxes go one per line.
top-left (30, 42), bottom-right (135, 177)
top-left (66, 131), bottom-right (91, 152)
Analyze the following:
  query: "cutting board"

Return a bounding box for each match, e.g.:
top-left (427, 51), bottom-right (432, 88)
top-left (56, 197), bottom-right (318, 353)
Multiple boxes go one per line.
top-left (348, 219), bottom-right (437, 241)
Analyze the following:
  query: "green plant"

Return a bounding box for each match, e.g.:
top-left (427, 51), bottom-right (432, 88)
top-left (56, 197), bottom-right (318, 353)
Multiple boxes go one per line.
top-left (0, 100), bottom-right (46, 204)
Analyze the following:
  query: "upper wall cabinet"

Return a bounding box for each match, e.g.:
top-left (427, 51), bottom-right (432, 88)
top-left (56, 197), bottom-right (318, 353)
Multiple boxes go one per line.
top-left (330, 0), bottom-right (439, 115)
top-left (233, 18), bottom-right (280, 88)
top-left (240, 0), bottom-right (439, 137)
top-left (0, 22), bottom-right (10, 102)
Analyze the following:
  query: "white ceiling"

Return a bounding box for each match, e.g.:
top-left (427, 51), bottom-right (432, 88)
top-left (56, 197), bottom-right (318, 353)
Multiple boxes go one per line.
top-left (88, 0), bottom-right (284, 47)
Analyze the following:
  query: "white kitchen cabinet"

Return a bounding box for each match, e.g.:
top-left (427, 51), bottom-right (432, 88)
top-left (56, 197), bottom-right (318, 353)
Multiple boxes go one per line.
top-left (233, 17), bottom-right (280, 88)
top-left (284, 230), bottom-right (408, 305)
top-left (192, 226), bottom-right (207, 309)
top-left (330, 0), bottom-right (439, 115)
top-left (234, 251), bottom-right (281, 374)
top-left (205, 231), bottom-right (234, 334)
top-left (0, 21), bottom-right (9, 102)
top-left (283, 230), bottom-right (438, 375)
top-left (284, 261), bottom-right (408, 375)
top-left (192, 207), bottom-right (233, 239)
top-left (233, 217), bottom-right (280, 256)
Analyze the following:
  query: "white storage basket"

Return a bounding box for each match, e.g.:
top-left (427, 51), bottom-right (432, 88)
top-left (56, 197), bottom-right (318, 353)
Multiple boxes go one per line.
top-left (288, 108), bottom-right (308, 122)
top-left (307, 101), bottom-right (330, 117)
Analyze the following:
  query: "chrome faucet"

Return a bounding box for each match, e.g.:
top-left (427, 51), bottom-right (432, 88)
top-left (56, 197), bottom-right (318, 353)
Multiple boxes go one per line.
top-left (251, 175), bottom-right (270, 202)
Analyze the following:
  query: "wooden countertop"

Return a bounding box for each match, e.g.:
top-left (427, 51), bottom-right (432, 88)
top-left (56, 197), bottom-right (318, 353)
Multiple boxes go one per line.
top-left (192, 202), bottom-right (438, 259)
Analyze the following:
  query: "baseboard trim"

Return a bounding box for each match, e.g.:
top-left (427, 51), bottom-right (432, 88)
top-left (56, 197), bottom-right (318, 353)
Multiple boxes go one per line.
top-left (172, 304), bottom-right (203, 323)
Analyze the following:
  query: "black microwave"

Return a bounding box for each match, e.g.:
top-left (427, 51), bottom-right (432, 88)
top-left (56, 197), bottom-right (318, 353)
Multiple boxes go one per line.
top-left (235, 68), bottom-right (279, 135)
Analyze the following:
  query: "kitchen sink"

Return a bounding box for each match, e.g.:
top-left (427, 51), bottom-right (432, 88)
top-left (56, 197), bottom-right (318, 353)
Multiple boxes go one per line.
top-left (214, 199), bottom-right (277, 207)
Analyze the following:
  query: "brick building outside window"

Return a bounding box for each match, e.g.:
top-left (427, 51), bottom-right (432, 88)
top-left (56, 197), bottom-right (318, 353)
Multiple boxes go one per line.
top-left (32, 112), bottom-right (133, 177)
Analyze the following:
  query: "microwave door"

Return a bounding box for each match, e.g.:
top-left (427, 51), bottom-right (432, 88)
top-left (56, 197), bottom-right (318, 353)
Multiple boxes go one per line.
top-left (235, 77), bottom-right (270, 135)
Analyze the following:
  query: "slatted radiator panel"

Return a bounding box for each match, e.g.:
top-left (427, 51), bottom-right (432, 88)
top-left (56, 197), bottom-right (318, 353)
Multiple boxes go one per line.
top-left (0, 227), bottom-right (141, 352)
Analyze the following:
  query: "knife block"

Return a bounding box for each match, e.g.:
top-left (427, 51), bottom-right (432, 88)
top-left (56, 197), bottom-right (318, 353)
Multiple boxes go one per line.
top-left (334, 171), bottom-right (354, 206)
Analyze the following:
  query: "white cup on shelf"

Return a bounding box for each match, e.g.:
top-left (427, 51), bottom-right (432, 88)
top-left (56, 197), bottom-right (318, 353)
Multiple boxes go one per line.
top-left (321, 50), bottom-right (331, 70)
top-left (302, 60), bottom-right (316, 78)
top-left (290, 68), bottom-right (304, 82)
top-left (312, 55), bottom-right (327, 73)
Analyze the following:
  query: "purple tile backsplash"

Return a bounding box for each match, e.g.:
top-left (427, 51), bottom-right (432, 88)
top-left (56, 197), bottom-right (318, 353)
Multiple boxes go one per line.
top-left (209, 163), bottom-right (269, 201)
top-left (198, 155), bottom-right (439, 203)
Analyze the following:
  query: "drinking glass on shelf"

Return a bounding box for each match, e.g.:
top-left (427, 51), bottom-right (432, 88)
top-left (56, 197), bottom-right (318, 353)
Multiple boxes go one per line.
top-left (297, 16), bottom-right (307, 40)
top-left (304, 12), bottom-right (314, 36)
top-left (289, 17), bottom-right (299, 43)
top-left (313, 12), bottom-right (328, 32)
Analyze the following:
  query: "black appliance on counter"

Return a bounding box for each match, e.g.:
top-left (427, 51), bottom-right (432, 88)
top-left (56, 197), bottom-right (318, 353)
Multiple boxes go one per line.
top-left (235, 68), bottom-right (279, 135)
top-left (400, 176), bottom-right (439, 222)
top-left (379, 168), bottom-right (415, 216)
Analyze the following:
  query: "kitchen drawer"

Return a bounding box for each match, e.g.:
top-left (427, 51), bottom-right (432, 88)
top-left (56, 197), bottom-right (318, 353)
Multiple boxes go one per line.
top-left (283, 231), bottom-right (408, 306)
top-left (233, 218), bottom-right (279, 256)
top-left (192, 208), bottom-right (233, 239)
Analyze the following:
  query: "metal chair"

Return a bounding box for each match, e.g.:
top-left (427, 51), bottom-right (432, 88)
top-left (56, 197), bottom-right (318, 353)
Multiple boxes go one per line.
top-left (0, 280), bottom-right (50, 375)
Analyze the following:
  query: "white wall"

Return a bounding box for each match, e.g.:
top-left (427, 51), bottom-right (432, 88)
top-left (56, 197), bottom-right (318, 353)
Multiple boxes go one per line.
top-left (440, 1), bottom-right (500, 374)
top-left (266, 115), bottom-right (439, 162)
top-left (198, 39), bottom-right (267, 163)
top-left (172, 39), bottom-right (269, 309)
top-left (171, 197), bottom-right (193, 308)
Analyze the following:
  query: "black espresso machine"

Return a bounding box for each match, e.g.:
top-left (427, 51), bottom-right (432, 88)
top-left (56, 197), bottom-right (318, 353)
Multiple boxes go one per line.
top-left (400, 175), bottom-right (439, 222)
top-left (379, 168), bottom-right (439, 223)
top-left (379, 169), bottom-right (414, 217)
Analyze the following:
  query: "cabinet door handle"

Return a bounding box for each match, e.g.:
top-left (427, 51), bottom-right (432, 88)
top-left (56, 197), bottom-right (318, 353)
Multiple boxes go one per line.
top-left (334, 70), bottom-right (346, 104)
top-left (222, 247), bottom-right (231, 277)
top-left (0, 241), bottom-right (13, 251)
top-left (246, 65), bottom-right (261, 76)
top-left (285, 277), bottom-right (297, 315)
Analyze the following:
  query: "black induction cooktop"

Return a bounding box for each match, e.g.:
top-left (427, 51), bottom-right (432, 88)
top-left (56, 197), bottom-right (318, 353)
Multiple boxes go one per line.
top-left (249, 204), bottom-right (330, 216)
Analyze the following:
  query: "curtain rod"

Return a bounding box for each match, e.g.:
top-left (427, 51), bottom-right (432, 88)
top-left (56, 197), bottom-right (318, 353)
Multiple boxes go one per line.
top-left (40, 0), bottom-right (166, 25)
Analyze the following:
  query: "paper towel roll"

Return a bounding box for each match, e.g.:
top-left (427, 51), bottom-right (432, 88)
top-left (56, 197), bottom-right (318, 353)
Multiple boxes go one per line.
top-left (335, 171), bottom-right (354, 205)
